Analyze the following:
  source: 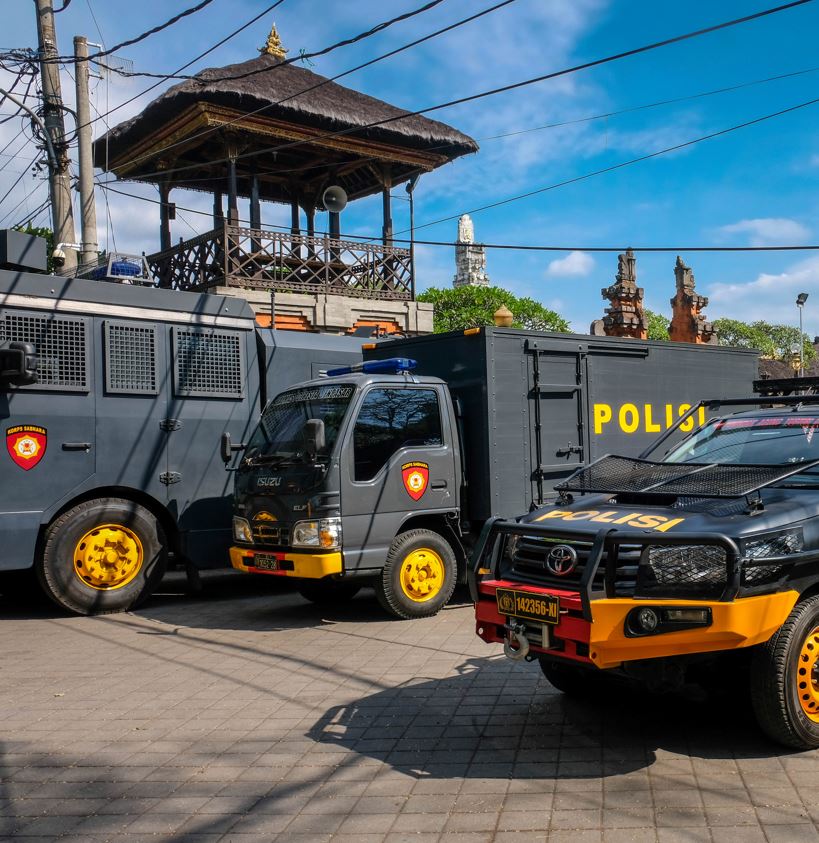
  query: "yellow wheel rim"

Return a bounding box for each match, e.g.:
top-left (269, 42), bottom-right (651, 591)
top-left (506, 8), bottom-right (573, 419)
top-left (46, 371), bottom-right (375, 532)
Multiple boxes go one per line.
top-left (399, 548), bottom-right (445, 603)
top-left (73, 524), bottom-right (143, 591)
top-left (797, 625), bottom-right (819, 722)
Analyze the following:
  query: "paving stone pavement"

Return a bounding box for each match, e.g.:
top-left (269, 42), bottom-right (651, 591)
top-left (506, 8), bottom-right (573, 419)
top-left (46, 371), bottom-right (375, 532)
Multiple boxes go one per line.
top-left (2, 571), bottom-right (819, 843)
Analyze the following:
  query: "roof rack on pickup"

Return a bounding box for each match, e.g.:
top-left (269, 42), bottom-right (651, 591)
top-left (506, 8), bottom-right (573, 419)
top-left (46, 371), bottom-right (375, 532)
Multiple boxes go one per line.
top-left (754, 376), bottom-right (819, 397)
top-left (555, 454), bottom-right (819, 499)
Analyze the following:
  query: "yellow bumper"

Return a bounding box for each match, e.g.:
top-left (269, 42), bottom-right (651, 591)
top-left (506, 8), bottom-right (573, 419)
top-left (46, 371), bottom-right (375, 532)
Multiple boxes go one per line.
top-left (588, 591), bottom-right (799, 669)
top-left (230, 546), bottom-right (343, 579)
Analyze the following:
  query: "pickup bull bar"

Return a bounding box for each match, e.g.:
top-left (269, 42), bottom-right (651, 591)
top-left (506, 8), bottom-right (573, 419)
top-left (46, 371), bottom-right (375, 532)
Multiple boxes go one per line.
top-left (468, 518), bottom-right (741, 621)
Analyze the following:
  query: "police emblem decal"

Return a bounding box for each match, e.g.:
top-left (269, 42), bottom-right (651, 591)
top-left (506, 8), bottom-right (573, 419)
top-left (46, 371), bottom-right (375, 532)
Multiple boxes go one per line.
top-left (6, 425), bottom-right (47, 471)
top-left (401, 461), bottom-right (429, 501)
top-left (497, 591), bottom-right (516, 615)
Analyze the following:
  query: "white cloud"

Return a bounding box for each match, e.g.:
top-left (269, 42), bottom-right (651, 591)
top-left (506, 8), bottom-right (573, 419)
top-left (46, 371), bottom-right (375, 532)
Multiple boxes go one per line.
top-left (707, 255), bottom-right (819, 331)
top-left (716, 218), bottom-right (810, 247)
top-left (547, 250), bottom-right (595, 277)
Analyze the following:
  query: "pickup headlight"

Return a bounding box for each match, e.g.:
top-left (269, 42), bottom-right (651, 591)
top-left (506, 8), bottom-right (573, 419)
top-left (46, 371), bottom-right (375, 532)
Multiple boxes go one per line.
top-left (637, 544), bottom-right (727, 599)
top-left (233, 516), bottom-right (253, 544)
top-left (741, 528), bottom-right (803, 586)
top-left (742, 528), bottom-right (804, 559)
top-left (292, 517), bottom-right (342, 550)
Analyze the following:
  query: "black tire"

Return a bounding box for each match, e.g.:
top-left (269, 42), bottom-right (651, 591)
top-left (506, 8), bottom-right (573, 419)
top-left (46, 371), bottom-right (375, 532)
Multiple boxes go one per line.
top-left (376, 529), bottom-right (457, 619)
top-left (297, 580), bottom-right (362, 606)
top-left (751, 594), bottom-right (819, 749)
top-left (539, 658), bottom-right (601, 697)
top-left (36, 498), bottom-right (168, 615)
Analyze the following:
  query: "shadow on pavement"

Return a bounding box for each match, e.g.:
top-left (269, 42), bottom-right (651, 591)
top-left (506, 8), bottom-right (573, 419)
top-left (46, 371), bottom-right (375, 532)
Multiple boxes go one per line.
top-left (307, 654), bottom-right (787, 781)
top-left (136, 570), bottom-right (474, 630)
top-left (0, 568), bottom-right (476, 626)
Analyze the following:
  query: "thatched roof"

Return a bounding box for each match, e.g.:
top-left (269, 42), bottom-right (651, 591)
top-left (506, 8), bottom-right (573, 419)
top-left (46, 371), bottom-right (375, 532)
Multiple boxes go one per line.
top-left (94, 53), bottom-right (478, 205)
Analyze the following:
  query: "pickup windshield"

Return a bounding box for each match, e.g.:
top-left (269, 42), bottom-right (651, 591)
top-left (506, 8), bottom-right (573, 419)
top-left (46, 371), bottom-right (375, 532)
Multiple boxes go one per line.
top-left (665, 416), bottom-right (819, 483)
top-left (245, 383), bottom-right (355, 465)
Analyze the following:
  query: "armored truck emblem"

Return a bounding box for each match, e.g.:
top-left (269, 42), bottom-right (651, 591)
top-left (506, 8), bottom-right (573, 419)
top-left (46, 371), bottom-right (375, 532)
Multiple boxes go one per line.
top-left (401, 461), bottom-right (429, 501)
top-left (6, 425), bottom-right (47, 471)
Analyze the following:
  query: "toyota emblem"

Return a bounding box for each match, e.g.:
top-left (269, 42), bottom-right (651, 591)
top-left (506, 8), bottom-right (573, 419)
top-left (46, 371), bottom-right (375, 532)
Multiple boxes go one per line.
top-left (546, 544), bottom-right (578, 576)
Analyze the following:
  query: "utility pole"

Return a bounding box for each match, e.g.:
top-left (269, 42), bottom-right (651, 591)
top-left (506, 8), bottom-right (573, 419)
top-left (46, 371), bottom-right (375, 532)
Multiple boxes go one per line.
top-left (73, 35), bottom-right (97, 267)
top-left (34, 0), bottom-right (76, 270)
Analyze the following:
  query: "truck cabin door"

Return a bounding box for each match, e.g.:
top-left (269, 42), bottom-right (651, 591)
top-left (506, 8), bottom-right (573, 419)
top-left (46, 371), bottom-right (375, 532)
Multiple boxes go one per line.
top-left (340, 384), bottom-right (457, 573)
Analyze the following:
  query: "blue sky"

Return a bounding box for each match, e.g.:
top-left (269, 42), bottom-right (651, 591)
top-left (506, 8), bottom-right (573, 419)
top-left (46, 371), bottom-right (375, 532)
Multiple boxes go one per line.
top-left (4, 0), bottom-right (819, 335)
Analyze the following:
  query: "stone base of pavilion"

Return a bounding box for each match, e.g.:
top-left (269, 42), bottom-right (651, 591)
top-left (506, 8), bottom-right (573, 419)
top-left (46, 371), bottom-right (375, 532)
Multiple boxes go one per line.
top-left (215, 287), bottom-right (434, 336)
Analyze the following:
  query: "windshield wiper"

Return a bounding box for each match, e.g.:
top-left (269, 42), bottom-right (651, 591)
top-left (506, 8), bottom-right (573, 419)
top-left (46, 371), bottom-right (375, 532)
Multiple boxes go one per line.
top-left (250, 452), bottom-right (300, 466)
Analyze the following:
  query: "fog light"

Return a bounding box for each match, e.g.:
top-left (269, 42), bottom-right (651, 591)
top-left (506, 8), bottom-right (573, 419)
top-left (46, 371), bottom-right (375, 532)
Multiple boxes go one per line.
top-left (664, 608), bottom-right (709, 623)
top-left (637, 607), bottom-right (659, 632)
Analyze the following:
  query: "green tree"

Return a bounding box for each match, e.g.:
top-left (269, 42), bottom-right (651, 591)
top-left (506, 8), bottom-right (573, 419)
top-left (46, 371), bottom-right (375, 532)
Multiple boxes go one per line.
top-left (713, 318), bottom-right (816, 364)
top-left (417, 285), bottom-right (569, 334)
top-left (645, 309), bottom-right (670, 341)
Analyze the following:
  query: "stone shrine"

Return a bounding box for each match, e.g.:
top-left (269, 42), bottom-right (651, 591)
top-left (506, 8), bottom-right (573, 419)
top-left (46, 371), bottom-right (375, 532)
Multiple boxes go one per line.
top-left (591, 248), bottom-right (648, 339)
top-left (669, 256), bottom-right (717, 344)
top-left (453, 214), bottom-right (490, 287)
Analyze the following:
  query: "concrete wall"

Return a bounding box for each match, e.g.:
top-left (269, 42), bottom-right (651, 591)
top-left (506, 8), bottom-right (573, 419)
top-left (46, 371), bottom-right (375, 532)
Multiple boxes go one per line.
top-left (215, 287), bottom-right (434, 335)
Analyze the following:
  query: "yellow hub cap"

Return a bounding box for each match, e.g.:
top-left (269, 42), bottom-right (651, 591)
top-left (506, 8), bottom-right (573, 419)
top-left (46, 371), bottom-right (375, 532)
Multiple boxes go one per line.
top-left (74, 524), bottom-right (143, 591)
top-left (797, 625), bottom-right (819, 721)
top-left (400, 548), bottom-right (444, 603)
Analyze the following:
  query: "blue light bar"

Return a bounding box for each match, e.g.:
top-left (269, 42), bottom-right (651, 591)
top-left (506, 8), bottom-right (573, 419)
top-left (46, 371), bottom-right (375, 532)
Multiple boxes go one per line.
top-left (326, 357), bottom-right (418, 378)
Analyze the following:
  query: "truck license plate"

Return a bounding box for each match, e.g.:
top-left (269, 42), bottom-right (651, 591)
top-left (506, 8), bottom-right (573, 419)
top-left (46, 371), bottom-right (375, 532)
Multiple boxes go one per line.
top-left (253, 554), bottom-right (281, 571)
top-left (496, 588), bottom-right (559, 624)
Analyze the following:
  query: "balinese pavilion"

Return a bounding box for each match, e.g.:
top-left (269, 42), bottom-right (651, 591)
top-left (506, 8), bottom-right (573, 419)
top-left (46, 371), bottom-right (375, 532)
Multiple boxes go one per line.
top-left (92, 27), bottom-right (477, 333)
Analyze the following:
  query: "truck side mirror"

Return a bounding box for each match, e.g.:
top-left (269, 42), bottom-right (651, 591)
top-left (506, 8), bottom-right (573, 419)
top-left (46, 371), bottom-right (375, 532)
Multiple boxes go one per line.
top-left (220, 432), bottom-right (246, 465)
top-left (303, 418), bottom-right (325, 461)
top-left (0, 342), bottom-right (37, 387)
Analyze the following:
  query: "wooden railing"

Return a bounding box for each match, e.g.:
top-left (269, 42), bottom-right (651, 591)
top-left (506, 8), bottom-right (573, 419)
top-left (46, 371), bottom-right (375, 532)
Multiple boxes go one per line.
top-left (147, 224), bottom-right (413, 300)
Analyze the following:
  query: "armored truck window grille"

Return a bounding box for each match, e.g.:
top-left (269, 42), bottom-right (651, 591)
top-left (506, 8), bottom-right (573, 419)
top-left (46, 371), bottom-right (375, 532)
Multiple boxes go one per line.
top-left (172, 327), bottom-right (244, 398)
top-left (104, 321), bottom-right (159, 395)
top-left (0, 311), bottom-right (88, 391)
top-left (353, 388), bottom-right (442, 482)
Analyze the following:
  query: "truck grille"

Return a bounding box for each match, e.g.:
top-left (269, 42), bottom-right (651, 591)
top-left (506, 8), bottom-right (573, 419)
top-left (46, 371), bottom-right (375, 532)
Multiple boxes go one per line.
top-left (252, 523), bottom-right (290, 547)
top-left (507, 536), bottom-right (641, 597)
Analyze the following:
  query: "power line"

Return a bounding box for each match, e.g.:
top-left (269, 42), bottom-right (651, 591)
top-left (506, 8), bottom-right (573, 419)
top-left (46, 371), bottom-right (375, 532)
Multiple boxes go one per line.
top-left (47, 0), bottom-right (218, 63)
top-left (144, 59), bottom-right (819, 189)
top-left (480, 64), bottom-right (819, 142)
top-left (107, 0), bottom-right (452, 81)
top-left (0, 152), bottom-right (39, 207)
top-left (72, 0), bottom-right (287, 135)
top-left (404, 94), bottom-right (819, 234)
top-left (98, 178), bottom-right (819, 254)
top-left (112, 0), bottom-right (517, 173)
top-left (98, 0), bottom-right (816, 187)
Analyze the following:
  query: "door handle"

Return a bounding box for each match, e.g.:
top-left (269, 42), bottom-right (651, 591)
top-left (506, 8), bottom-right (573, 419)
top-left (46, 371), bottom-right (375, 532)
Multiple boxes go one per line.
top-left (62, 442), bottom-right (91, 452)
top-left (556, 443), bottom-right (582, 457)
top-left (431, 480), bottom-right (448, 489)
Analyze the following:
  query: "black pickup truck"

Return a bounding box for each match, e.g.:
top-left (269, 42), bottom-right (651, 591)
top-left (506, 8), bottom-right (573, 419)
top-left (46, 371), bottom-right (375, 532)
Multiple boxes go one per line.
top-left (471, 392), bottom-right (819, 748)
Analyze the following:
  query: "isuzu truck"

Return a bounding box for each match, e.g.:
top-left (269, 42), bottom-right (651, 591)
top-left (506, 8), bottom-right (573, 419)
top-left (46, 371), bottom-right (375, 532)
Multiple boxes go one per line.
top-left (228, 327), bottom-right (757, 618)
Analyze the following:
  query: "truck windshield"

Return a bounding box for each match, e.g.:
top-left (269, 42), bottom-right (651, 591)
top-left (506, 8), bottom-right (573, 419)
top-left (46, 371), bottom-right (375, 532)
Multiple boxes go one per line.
top-left (245, 383), bottom-right (355, 465)
top-left (665, 416), bottom-right (819, 478)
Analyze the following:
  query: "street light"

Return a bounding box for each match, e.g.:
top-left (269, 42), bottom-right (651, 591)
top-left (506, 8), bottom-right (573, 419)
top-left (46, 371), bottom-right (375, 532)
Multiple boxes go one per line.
top-left (797, 293), bottom-right (809, 378)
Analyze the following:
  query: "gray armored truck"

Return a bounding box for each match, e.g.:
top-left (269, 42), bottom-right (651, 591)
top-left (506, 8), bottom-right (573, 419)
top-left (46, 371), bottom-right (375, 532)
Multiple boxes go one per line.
top-left (228, 327), bottom-right (757, 618)
top-left (469, 390), bottom-right (819, 749)
top-left (0, 238), bottom-right (363, 614)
